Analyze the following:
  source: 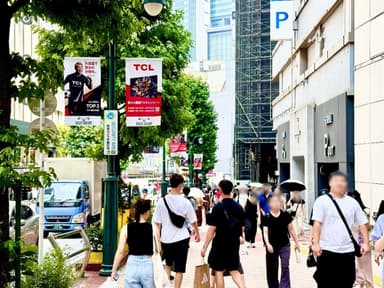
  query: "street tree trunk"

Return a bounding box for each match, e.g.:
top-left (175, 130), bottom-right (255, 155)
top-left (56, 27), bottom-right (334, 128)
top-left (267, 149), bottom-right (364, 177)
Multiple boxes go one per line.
top-left (0, 4), bottom-right (13, 286)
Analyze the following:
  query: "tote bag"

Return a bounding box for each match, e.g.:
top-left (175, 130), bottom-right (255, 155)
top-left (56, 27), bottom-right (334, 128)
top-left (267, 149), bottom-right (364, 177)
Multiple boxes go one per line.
top-left (193, 262), bottom-right (210, 288)
top-left (152, 223), bottom-right (170, 288)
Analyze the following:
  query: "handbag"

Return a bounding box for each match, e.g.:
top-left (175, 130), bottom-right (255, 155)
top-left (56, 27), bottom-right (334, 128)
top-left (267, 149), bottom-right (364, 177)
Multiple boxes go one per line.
top-left (163, 198), bottom-right (185, 228)
top-left (306, 247), bottom-right (317, 267)
top-left (193, 260), bottom-right (210, 288)
top-left (152, 224), bottom-right (171, 288)
top-left (327, 194), bottom-right (362, 257)
top-left (288, 202), bottom-right (300, 218)
top-left (99, 277), bottom-right (118, 288)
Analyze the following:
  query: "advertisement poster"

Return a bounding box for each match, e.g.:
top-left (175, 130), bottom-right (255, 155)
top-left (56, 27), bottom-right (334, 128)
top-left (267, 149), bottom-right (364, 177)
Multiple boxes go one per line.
top-left (104, 110), bottom-right (118, 156)
top-left (170, 133), bottom-right (187, 157)
top-left (193, 154), bottom-right (203, 170)
top-left (64, 57), bottom-right (102, 126)
top-left (125, 58), bottom-right (162, 127)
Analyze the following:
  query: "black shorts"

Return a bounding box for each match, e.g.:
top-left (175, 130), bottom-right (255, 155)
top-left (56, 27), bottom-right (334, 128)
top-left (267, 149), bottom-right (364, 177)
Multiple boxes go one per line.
top-left (161, 238), bottom-right (190, 273)
top-left (211, 262), bottom-right (244, 276)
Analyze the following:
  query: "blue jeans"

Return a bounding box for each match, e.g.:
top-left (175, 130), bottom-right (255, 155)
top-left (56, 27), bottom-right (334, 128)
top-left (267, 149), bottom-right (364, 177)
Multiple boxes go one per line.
top-left (124, 255), bottom-right (154, 288)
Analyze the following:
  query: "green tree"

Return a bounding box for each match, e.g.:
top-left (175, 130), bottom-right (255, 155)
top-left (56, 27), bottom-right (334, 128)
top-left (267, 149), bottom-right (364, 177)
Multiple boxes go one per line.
top-left (185, 76), bottom-right (218, 174)
top-left (0, 0), bottom-right (192, 284)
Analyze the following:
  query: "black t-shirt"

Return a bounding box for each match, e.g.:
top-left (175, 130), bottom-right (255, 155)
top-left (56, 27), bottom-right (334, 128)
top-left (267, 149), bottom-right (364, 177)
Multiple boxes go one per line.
top-left (264, 211), bottom-right (292, 249)
top-left (208, 198), bottom-right (245, 242)
top-left (64, 73), bottom-right (91, 102)
top-left (127, 222), bottom-right (153, 256)
top-left (244, 199), bottom-right (258, 222)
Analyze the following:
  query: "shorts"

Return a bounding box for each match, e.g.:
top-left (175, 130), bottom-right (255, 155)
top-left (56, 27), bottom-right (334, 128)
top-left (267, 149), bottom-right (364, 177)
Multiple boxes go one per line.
top-left (211, 262), bottom-right (244, 276)
top-left (161, 238), bottom-right (190, 273)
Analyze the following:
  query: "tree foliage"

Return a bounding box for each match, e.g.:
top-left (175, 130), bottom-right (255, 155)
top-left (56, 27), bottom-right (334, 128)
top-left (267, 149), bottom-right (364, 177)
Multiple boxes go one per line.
top-left (185, 76), bottom-right (218, 172)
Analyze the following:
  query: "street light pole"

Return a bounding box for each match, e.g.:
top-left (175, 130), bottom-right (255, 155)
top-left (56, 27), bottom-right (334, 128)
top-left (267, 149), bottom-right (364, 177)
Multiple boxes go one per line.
top-left (99, 39), bottom-right (119, 277)
top-left (161, 143), bottom-right (168, 196)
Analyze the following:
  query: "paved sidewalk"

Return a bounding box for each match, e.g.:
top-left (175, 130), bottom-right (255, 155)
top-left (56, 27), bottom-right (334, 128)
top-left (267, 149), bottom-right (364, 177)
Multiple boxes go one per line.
top-left (75, 226), bottom-right (383, 287)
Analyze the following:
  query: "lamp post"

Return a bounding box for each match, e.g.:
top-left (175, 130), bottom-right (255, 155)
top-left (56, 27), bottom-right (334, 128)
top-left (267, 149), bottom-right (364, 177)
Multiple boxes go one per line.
top-left (189, 136), bottom-right (203, 187)
top-left (99, 0), bottom-right (165, 276)
top-left (161, 143), bottom-right (168, 196)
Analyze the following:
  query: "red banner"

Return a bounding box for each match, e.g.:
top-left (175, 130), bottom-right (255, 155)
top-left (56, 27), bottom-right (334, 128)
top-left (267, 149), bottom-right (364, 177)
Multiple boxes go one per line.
top-left (170, 134), bottom-right (187, 156)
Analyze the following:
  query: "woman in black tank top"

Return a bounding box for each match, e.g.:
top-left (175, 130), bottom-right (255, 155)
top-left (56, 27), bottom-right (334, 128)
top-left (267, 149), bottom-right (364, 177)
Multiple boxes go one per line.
top-left (111, 199), bottom-right (155, 287)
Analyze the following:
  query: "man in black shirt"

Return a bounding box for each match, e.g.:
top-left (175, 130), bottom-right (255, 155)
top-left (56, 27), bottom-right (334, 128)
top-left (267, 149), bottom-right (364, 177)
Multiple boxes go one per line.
top-left (64, 62), bottom-right (93, 115)
top-left (201, 180), bottom-right (246, 288)
top-left (263, 195), bottom-right (300, 288)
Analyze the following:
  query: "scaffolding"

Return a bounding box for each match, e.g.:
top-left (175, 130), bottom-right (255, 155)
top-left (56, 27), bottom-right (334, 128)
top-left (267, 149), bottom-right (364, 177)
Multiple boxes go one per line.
top-left (234, 0), bottom-right (279, 181)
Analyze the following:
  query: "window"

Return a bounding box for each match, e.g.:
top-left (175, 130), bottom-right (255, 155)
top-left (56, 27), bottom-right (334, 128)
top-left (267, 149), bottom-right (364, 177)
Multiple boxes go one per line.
top-left (21, 205), bottom-right (33, 220)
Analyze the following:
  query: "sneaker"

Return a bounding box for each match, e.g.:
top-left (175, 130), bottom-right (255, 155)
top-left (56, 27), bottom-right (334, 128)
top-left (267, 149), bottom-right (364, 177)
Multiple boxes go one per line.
top-left (247, 242), bottom-right (252, 248)
top-left (251, 243), bottom-right (256, 248)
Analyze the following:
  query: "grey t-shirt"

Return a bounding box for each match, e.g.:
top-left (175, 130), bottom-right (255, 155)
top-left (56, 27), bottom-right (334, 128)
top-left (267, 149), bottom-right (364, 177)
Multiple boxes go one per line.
top-left (312, 194), bottom-right (367, 253)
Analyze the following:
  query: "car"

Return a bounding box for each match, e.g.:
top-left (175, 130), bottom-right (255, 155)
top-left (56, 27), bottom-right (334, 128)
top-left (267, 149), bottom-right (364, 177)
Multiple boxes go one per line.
top-left (9, 201), bottom-right (39, 246)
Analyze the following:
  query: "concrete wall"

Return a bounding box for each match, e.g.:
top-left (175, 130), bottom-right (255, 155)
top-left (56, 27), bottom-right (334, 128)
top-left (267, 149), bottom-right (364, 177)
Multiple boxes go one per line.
top-left (354, 0), bottom-right (384, 212)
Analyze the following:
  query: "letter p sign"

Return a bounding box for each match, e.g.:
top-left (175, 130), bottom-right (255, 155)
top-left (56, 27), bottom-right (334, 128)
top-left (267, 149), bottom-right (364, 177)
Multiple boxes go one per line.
top-left (276, 11), bottom-right (289, 29)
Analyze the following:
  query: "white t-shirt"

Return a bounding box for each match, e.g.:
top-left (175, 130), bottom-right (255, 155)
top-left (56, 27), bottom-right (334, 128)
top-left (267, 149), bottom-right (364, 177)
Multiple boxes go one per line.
top-left (153, 194), bottom-right (197, 244)
top-left (312, 194), bottom-right (367, 253)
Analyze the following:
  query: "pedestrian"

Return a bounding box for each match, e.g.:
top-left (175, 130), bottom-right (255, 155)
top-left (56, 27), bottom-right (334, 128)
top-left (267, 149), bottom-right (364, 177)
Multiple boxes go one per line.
top-left (287, 191), bottom-right (306, 236)
top-left (349, 190), bottom-right (374, 288)
top-left (371, 203), bottom-right (384, 288)
top-left (244, 193), bottom-right (258, 248)
top-left (258, 183), bottom-right (273, 243)
top-left (263, 195), bottom-right (300, 288)
top-left (273, 187), bottom-right (287, 210)
top-left (201, 180), bottom-right (246, 288)
top-left (153, 174), bottom-right (200, 288)
top-left (111, 199), bottom-right (155, 288)
top-left (312, 171), bottom-right (370, 288)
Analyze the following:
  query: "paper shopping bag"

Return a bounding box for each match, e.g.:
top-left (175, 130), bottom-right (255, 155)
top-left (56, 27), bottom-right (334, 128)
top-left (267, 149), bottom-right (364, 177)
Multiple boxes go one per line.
top-left (98, 277), bottom-right (118, 288)
top-left (194, 263), bottom-right (210, 288)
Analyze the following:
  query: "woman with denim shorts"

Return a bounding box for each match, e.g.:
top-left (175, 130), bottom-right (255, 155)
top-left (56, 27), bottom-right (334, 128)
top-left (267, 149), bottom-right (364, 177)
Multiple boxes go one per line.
top-left (112, 199), bottom-right (155, 288)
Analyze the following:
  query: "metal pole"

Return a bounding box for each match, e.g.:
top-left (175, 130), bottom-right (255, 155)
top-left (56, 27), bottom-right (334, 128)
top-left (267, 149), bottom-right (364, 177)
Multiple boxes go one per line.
top-left (160, 143), bottom-right (168, 196)
top-left (14, 182), bottom-right (21, 288)
top-left (99, 38), bottom-right (119, 277)
top-left (189, 142), bottom-right (193, 187)
top-left (38, 99), bottom-right (45, 264)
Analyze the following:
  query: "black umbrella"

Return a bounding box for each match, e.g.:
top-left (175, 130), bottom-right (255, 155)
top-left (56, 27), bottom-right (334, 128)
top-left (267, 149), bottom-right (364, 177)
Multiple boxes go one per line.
top-left (280, 179), bottom-right (306, 191)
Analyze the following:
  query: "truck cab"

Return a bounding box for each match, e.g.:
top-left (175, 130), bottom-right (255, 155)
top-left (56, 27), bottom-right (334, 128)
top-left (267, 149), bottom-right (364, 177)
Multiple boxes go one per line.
top-left (36, 180), bottom-right (90, 234)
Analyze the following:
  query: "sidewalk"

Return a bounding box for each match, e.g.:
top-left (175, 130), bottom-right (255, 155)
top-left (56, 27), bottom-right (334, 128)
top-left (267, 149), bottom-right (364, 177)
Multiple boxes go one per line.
top-left (75, 226), bottom-right (383, 287)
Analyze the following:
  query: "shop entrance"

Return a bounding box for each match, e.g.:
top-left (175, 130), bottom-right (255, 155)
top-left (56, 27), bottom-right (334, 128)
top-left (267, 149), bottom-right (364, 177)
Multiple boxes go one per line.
top-left (317, 163), bottom-right (339, 196)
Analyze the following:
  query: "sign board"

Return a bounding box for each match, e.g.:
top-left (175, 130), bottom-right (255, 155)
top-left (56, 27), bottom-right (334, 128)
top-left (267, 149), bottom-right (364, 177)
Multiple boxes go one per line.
top-left (28, 92), bottom-right (57, 117)
top-left (170, 133), bottom-right (187, 157)
top-left (104, 110), bottom-right (118, 155)
top-left (193, 154), bottom-right (203, 170)
top-left (125, 58), bottom-right (162, 127)
top-left (64, 57), bottom-right (102, 126)
top-left (28, 118), bottom-right (57, 135)
top-left (270, 0), bottom-right (293, 41)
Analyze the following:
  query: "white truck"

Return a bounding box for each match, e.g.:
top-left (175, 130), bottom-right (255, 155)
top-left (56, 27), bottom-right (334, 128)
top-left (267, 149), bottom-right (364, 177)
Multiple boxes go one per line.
top-left (36, 158), bottom-right (107, 234)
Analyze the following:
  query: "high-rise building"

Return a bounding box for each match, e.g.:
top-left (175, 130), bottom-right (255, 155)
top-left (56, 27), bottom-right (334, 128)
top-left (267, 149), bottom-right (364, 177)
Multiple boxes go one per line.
top-left (208, 0), bottom-right (235, 61)
top-left (234, 0), bottom-right (278, 182)
top-left (174, 0), bottom-right (210, 61)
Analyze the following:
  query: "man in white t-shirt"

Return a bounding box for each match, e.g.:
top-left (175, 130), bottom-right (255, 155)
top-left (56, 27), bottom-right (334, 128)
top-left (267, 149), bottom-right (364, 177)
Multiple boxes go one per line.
top-left (153, 174), bottom-right (200, 288)
top-left (312, 171), bottom-right (369, 288)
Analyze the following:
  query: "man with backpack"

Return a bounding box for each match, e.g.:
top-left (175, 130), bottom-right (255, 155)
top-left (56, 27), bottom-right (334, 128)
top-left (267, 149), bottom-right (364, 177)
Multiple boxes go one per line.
top-left (153, 174), bottom-right (200, 288)
top-left (311, 171), bottom-right (369, 288)
top-left (201, 180), bottom-right (246, 288)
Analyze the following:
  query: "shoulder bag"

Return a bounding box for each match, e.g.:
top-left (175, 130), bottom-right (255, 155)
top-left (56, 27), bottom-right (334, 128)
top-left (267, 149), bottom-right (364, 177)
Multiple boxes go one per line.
top-left (163, 197), bottom-right (185, 228)
top-left (327, 194), bottom-right (362, 257)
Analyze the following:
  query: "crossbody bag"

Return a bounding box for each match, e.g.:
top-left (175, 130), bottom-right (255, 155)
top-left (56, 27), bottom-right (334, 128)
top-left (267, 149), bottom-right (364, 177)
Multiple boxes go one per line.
top-left (327, 194), bottom-right (362, 257)
top-left (163, 198), bottom-right (185, 228)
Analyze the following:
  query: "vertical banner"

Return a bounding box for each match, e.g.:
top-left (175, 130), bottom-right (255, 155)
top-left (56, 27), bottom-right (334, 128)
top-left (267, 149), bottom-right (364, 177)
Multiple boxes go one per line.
top-left (170, 133), bottom-right (187, 157)
top-left (193, 154), bottom-right (203, 170)
top-left (270, 0), bottom-right (293, 41)
top-left (104, 110), bottom-right (118, 155)
top-left (125, 58), bottom-right (162, 127)
top-left (64, 57), bottom-right (101, 126)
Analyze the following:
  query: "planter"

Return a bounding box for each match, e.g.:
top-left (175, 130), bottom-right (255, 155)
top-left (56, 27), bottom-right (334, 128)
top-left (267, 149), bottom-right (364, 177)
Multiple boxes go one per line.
top-left (86, 251), bottom-right (103, 271)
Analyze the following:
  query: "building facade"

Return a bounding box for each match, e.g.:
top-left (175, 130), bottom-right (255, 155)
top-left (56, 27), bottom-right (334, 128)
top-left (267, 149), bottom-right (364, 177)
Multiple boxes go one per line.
top-left (234, 0), bottom-right (278, 182)
top-left (354, 1), bottom-right (384, 211)
top-left (174, 0), bottom-right (210, 61)
top-left (272, 0), bottom-right (355, 210)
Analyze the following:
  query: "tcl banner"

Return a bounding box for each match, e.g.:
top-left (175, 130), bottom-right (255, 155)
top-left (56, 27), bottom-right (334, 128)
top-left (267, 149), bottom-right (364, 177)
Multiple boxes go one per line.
top-left (125, 58), bottom-right (162, 127)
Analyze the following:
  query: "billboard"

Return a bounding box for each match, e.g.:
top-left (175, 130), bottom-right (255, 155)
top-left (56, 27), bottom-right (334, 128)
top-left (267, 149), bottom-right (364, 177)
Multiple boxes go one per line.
top-left (125, 58), bottom-right (162, 127)
top-left (270, 0), bottom-right (293, 41)
top-left (64, 57), bottom-right (102, 126)
top-left (193, 154), bottom-right (203, 170)
top-left (170, 133), bottom-right (187, 157)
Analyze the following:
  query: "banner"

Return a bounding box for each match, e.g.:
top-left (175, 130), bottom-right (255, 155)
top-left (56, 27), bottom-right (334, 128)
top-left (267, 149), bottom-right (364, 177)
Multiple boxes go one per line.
top-left (170, 133), bottom-right (187, 157)
top-left (193, 154), bottom-right (203, 170)
top-left (64, 57), bottom-right (101, 126)
top-left (125, 58), bottom-right (162, 127)
top-left (104, 110), bottom-right (118, 155)
top-left (270, 0), bottom-right (293, 41)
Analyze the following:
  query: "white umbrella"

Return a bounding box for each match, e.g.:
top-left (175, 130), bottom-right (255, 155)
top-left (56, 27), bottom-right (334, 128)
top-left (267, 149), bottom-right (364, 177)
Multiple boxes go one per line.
top-left (189, 187), bottom-right (205, 199)
top-left (249, 182), bottom-right (263, 189)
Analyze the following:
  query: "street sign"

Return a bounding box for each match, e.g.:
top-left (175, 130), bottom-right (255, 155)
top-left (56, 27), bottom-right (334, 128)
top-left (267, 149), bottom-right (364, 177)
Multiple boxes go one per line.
top-left (28, 92), bottom-right (57, 117)
top-left (104, 110), bottom-right (118, 155)
top-left (270, 0), bottom-right (293, 41)
top-left (28, 118), bottom-right (57, 135)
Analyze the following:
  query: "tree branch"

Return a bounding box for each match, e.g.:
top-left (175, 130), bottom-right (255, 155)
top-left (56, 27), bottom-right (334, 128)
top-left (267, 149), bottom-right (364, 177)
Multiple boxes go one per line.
top-left (9, 0), bottom-right (30, 15)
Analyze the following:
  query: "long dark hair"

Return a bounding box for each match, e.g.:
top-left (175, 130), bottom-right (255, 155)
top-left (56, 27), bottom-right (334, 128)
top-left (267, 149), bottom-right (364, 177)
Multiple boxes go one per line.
top-left (133, 199), bottom-right (151, 223)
